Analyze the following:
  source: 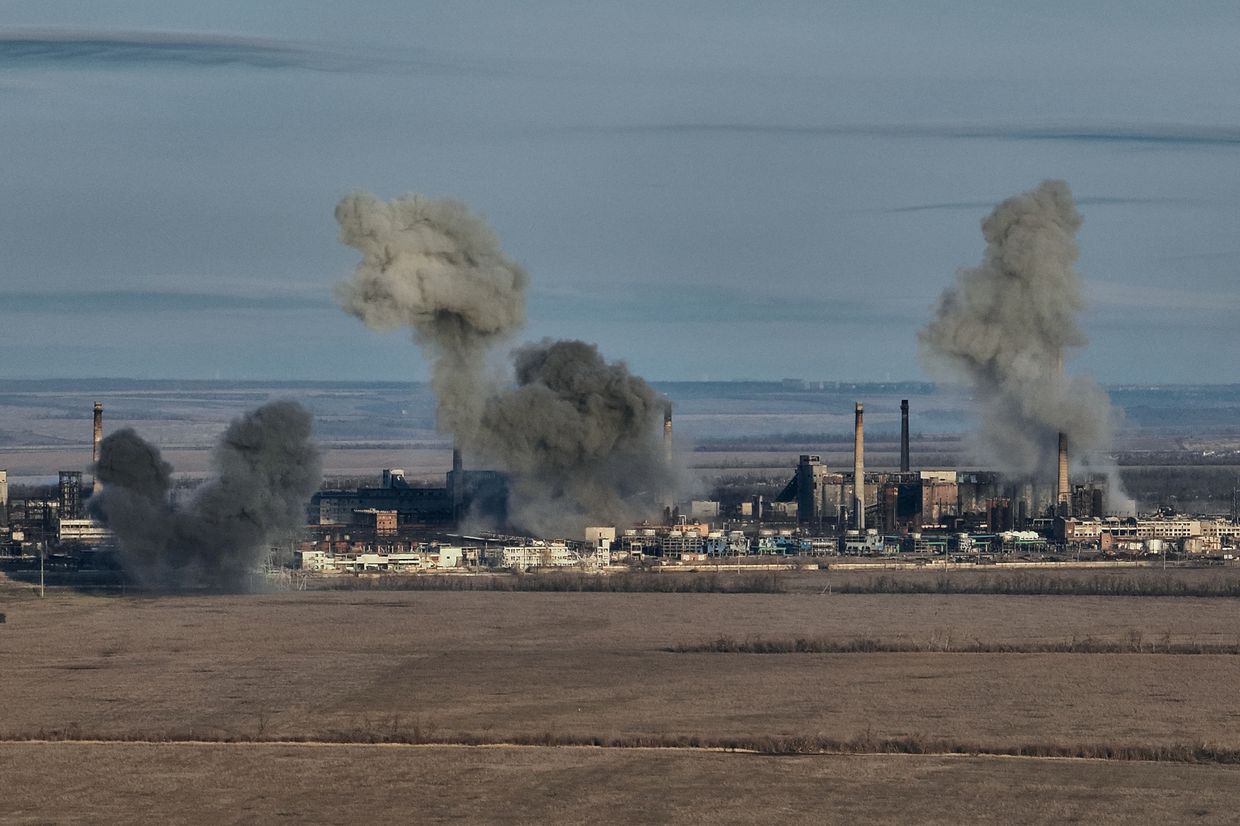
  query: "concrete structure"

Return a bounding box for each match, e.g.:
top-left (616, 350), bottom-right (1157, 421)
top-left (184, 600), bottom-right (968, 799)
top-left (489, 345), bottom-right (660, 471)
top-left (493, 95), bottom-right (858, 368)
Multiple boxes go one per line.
top-left (1057, 432), bottom-right (1070, 516)
top-left (663, 404), bottom-right (673, 465)
top-left (852, 402), bottom-right (865, 531)
top-left (92, 402), bottom-right (103, 468)
top-left (311, 462), bottom-right (510, 530)
top-left (58, 471), bottom-right (83, 521)
top-left (585, 526), bottom-right (616, 551)
top-left (900, 399), bottom-right (910, 473)
top-left (660, 530), bottom-right (704, 559)
top-left (842, 529), bottom-right (886, 555)
top-left (381, 468), bottom-right (406, 488)
top-left (794, 454), bottom-right (830, 527)
top-left (687, 500), bottom-right (720, 519)
top-left (57, 518), bottom-right (112, 544)
top-left (353, 508), bottom-right (397, 536)
top-left (704, 530), bottom-right (750, 556)
top-left (494, 541), bottom-right (581, 570)
top-left (0, 469), bottom-right (7, 527)
top-left (295, 542), bottom-right (467, 572)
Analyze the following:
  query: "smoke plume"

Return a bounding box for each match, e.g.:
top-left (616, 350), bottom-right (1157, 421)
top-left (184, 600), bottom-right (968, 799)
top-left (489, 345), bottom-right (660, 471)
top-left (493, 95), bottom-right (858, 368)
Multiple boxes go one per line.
top-left (335, 192), bottom-right (675, 535)
top-left (478, 339), bottom-right (673, 535)
top-left (334, 192), bottom-right (528, 436)
top-left (920, 179), bottom-right (1131, 510)
top-left (89, 400), bottom-right (321, 589)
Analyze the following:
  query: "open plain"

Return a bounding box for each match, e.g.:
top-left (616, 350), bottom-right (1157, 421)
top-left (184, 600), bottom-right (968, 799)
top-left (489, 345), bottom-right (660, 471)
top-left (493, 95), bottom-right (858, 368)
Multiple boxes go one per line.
top-left (2, 569), bottom-right (1239, 823)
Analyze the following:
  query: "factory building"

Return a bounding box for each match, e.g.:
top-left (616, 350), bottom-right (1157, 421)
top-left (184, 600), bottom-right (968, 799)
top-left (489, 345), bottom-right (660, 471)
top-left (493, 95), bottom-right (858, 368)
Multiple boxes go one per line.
top-left (1057, 516), bottom-right (1240, 553)
top-left (57, 518), bottom-right (114, 545)
top-left (309, 461), bottom-right (509, 529)
top-left (775, 400), bottom-right (1113, 536)
top-left (58, 471), bottom-right (83, 521)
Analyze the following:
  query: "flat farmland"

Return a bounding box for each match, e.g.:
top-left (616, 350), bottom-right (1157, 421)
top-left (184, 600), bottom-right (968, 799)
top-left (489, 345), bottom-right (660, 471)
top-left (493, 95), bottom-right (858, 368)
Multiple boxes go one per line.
top-left (3, 585), bottom-right (1239, 746)
top-left (2, 743), bottom-right (1239, 825)
top-left (4, 579), bottom-right (1240, 823)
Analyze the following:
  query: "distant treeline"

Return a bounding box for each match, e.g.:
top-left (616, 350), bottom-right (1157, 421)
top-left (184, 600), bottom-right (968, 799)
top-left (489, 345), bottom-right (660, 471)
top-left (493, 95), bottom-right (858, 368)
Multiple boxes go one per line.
top-left (671, 634), bottom-right (1240, 655)
top-left (10, 726), bottom-right (1240, 765)
top-left (317, 572), bottom-right (785, 594)
top-left (836, 573), bottom-right (1240, 598)
top-left (1120, 466), bottom-right (1240, 510)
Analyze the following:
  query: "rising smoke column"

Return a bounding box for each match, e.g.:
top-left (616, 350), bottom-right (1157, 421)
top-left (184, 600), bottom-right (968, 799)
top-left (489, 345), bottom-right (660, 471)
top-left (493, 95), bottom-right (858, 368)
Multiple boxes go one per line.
top-left (334, 192), bottom-right (676, 535)
top-left (334, 192), bottom-right (528, 438)
top-left (478, 339), bottom-right (673, 536)
top-left (89, 400), bottom-right (321, 589)
top-left (920, 180), bottom-right (1128, 505)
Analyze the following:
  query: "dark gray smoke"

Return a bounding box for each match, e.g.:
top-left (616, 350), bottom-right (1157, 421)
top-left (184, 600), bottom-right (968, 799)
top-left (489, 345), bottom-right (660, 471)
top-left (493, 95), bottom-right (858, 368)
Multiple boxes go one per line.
top-left (478, 339), bottom-right (674, 535)
top-left (920, 179), bottom-right (1131, 510)
top-left (335, 192), bottom-right (676, 535)
top-left (89, 400), bottom-right (322, 589)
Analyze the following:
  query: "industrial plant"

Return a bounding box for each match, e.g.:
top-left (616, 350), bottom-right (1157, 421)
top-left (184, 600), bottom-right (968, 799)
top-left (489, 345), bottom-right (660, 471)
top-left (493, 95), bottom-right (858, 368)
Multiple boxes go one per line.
top-left (3, 182), bottom-right (1238, 587)
top-left (5, 393), bottom-right (1238, 590)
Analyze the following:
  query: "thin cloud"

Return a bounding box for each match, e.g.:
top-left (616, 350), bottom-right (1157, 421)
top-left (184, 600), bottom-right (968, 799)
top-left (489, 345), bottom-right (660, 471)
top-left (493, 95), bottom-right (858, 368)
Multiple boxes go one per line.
top-left (1, 289), bottom-right (332, 314)
top-left (0, 28), bottom-right (482, 75)
top-left (561, 122), bottom-right (1240, 150)
top-left (1087, 280), bottom-right (1240, 313)
top-left (886, 196), bottom-right (1197, 214)
top-left (531, 283), bottom-right (924, 325)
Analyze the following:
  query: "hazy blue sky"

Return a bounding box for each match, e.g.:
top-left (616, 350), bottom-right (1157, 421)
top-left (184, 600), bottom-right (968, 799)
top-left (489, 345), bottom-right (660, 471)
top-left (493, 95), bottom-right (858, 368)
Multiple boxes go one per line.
top-left (2, 2), bottom-right (1238, 382)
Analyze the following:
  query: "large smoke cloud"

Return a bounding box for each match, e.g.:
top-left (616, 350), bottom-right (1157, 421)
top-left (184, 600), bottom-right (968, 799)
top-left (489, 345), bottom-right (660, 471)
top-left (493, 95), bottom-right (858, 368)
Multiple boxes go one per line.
top-left (920, 179), bottom-right (1130, 509)
top-left (334, 193), bottom-right (528, 437)
top-left (335, 192), bottom-right (675, 535)
top-left (89, 400), bottom-right (322, 589)
top-left (479, 339), bottom-right (671, 535)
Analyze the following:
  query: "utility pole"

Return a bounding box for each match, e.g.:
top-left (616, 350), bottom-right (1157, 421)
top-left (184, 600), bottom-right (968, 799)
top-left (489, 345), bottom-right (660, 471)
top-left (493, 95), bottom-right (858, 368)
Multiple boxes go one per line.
top-left (39, 548), bottom-right (45, 598)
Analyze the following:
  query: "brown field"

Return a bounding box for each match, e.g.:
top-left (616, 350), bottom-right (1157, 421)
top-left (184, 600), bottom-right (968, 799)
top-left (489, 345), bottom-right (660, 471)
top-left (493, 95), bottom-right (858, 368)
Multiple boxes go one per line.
top-left (3, 574), bottom-right (1239, 822)
top-left (2, 743), bottom-right (1239, 825)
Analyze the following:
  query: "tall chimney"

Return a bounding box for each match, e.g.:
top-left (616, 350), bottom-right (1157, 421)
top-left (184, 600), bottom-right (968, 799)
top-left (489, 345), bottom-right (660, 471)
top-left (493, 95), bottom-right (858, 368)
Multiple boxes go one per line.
top-left (1054, 353), bottom-right (1069, 516)
top-left (1057, 432), bottom-right (1070, 515)
top-left (92, 401), bottom-right (103, 465)
top-left (663, 403), bottom-right (673, 465)
top-left (451, 444), bottom-right (464, 524)
top-left (663, 404), bottom-right (674, 508)
top-left (853, 402), bottom-right (865, 531)
top-left (899, 399), bottom-right (910, 473)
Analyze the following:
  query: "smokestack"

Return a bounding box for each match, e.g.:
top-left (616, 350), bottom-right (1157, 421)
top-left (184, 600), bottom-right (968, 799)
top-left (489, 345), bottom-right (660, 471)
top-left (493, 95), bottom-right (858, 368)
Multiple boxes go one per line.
top-left (900, 399), bottom-right (910, 473)
top-left (853, 402), bottom-right (865, 531)
top-left (1057, 431), bottom-right (1070, 515)
top-left (92, 401), bottom-right (103, 465)
top-left (663, 404), bottom-right (674, 508)
top-left (1055, 352), bottom-right (1069, 515)
top-left (451, 444), bottom-right (464, 524)
top-left (663, 404), bottom-right (673, 465)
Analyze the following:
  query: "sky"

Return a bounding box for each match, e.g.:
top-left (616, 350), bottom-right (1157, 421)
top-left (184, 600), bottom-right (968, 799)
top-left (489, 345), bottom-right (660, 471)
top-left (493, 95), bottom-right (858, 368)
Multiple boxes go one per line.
top-left (1, 1), bottom-right (1238, 383)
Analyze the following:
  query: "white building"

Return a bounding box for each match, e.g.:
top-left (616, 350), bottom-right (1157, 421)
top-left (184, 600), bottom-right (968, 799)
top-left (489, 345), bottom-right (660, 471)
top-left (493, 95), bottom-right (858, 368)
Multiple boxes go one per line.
top-left (57, 518), bottom-right (113, 544)
top-left (496, 541), bottom-right (578, 570)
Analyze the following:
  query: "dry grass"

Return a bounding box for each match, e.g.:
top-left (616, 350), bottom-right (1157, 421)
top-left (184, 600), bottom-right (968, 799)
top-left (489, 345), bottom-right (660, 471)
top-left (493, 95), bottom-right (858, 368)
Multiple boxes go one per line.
top-left (8, 728), bottom-right (1240, 765)
top-left (5, 576), bottom-right (1240, 821)
top-left (834, 570), bottom-right (1240, 597)
top-left (3, 584), bottom-right (1239, 751)
top-left (1, 743), bottom-right (1237, 825)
